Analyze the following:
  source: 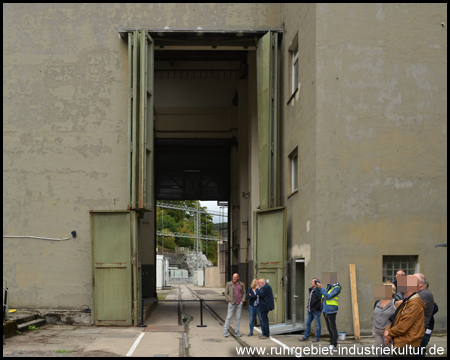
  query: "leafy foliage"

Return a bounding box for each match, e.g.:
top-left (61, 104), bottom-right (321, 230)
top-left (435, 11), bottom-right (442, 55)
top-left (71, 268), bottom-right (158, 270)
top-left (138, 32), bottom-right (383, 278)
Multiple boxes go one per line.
top-left (157, 200), bottom-right (221, 265)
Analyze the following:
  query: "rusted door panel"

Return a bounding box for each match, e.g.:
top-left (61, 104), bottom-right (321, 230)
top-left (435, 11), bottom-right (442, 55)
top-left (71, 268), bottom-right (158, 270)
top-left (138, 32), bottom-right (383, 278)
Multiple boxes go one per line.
top-left (253, 207), bottom-right (286, 324)
top-left (91, 211), bottom-right (132, 325)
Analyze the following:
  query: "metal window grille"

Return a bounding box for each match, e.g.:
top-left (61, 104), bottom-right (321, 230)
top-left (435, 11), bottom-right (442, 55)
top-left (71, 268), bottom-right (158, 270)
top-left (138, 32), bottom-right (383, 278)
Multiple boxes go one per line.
top-left (382, 255), bottom-right (418, 283)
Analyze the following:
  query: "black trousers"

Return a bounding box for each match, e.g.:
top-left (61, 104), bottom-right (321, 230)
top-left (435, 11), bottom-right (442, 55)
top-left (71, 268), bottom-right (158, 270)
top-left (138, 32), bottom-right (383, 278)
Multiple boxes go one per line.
top-left (323, 312), bottom-right (338, 346)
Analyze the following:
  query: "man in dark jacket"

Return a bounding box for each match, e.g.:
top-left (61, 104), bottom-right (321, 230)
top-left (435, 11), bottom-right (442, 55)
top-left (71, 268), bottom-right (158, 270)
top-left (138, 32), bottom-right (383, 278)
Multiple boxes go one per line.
top-left (414, 274), bottom-right (436, 357)
top-left (256, 278), bottom-right (274, 339)
top-left (299, 278), bottom-right (322, 342)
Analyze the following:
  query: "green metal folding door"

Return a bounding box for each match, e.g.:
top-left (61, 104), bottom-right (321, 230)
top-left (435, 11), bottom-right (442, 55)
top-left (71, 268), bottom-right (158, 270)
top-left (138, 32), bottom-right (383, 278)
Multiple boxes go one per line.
top-left (91, 211), bottom-right (132, 325)
top-left (254, 31), bottom-right (284, 324)
top-left (257, 31), bottom-right (278, 211)
top-left (127, 29), bottom-right (154, 325)
top-left (128, 29), bottom-right (154, 212)
top-left (253, 207), bottom-right (286, 324)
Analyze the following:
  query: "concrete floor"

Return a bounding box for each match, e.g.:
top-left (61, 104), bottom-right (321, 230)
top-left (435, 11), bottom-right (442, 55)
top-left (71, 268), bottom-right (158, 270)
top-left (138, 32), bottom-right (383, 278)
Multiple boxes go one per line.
top-left (3, 284), bottom-right (448, 357)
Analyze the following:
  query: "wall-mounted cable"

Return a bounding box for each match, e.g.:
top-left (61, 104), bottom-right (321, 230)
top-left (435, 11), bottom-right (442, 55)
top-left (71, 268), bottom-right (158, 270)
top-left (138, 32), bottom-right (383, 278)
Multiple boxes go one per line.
top-left (3, 235), bottom-right (71, 241)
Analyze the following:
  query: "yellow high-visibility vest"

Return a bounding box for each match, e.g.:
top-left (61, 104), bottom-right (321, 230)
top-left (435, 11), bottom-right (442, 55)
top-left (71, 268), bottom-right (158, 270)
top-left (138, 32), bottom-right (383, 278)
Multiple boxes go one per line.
top-left (322, 285), bottom-right (340, 306)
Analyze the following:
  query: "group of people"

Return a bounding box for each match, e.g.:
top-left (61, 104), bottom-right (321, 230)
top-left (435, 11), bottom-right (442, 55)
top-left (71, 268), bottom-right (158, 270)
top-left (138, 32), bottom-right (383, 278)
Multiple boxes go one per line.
top-left (223, 273), bottom-right (274, 339)
top-left (222, 270), bottom-right (438, 357)
top-left (374, 270), bottom-right (438, 357)
top-left (223, 272), bottom-right (342, 347)
top-left (298, 276), bottom-right (342, 352)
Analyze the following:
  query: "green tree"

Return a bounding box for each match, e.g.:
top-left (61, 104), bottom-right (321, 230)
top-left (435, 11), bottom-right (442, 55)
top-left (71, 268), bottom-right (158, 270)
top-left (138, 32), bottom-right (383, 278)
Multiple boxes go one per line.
top-left (157, 229), bottom-right (176, 252)
top-left (156, 200), bottom-right (221, 264)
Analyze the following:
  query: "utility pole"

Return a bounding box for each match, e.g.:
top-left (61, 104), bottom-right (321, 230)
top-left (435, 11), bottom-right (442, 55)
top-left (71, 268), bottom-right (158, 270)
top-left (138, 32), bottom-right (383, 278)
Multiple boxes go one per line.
top-left (196, 201), bottom-right (200, 272)
top-left (155, 201), bottom-right (228, 273)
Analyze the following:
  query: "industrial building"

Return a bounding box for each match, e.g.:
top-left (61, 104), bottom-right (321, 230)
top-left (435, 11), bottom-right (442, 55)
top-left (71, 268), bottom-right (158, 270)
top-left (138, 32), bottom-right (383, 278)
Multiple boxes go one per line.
top-left (3, 3), bottom-right (447, 334)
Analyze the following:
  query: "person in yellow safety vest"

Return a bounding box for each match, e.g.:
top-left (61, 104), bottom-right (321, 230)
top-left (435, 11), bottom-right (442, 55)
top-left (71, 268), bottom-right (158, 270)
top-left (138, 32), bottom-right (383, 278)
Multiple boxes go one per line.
top-left (316, 280), bottom-right (342, 352)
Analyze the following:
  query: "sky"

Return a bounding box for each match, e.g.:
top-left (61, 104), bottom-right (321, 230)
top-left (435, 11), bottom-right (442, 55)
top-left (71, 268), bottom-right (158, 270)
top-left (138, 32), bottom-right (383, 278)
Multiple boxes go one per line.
top-left (200, 201), bottom-right (228, 224)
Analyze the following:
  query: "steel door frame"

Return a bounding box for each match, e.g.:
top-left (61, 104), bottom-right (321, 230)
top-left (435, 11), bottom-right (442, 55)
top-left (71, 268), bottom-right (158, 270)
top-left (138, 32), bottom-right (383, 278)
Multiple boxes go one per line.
top-left (285, 259), bottom-right (305, 327)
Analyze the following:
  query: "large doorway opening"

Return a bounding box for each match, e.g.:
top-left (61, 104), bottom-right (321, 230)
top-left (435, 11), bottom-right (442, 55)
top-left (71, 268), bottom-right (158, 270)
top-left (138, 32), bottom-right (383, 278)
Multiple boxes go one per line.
top-left (93, 30), bottom-right (286, 328)
top-left (138, 40), bottom-right (253, 323)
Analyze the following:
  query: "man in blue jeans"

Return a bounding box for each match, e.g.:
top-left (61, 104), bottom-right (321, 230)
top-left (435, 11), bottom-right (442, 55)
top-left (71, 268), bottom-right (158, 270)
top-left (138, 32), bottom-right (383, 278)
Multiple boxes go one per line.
top-left (256, 278), bottom-right (274, 339)
top-left (299, 278), bottom-right (322, 342)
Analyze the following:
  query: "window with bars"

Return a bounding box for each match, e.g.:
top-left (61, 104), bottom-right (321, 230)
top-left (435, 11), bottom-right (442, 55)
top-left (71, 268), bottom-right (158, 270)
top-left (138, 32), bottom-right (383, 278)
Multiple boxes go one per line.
top-left (382, 255), bottom-right (418, 283)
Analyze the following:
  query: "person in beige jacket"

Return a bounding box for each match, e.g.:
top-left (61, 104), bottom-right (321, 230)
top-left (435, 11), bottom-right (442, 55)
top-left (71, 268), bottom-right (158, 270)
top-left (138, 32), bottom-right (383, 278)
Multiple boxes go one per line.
top-left (224, 273), bottom-right (246, 337)
top-left (384, 275), bottom-right (426, 356)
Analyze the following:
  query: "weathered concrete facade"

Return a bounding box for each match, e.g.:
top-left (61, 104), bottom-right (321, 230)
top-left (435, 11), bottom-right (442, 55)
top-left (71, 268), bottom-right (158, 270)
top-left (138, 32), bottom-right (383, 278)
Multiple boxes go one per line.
top-left (281, 3), bottom-right (447, 332)
top-left (3, 3), bottom-right (446, 332)
top-left (3, 2), bottom-right (281, 309)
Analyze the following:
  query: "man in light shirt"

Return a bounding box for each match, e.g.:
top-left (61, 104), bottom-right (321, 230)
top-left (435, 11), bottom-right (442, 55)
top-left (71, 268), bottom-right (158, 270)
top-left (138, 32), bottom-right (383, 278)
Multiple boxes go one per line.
top-left (224, 273), bottom-right (246, 338)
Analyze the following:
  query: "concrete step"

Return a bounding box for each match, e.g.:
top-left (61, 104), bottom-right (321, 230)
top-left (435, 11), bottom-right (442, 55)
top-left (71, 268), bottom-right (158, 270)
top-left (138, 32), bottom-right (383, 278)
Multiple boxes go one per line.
top-left (17, 318), bottom-right (46, 332)
top-left (8, 313), bottom-right (35, 325)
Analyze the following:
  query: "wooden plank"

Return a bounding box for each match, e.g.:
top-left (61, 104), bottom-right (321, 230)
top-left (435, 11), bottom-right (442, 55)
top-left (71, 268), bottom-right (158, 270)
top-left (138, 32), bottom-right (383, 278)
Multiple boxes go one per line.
top-left (349, 264), bottom-right (361, 340)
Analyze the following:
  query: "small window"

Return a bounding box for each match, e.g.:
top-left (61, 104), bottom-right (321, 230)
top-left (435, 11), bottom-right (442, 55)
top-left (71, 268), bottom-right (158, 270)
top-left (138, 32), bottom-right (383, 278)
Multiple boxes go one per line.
top-left (382, 255), bottom-right (419, 283)
top-left (292, 46), bottom-right (299, 94)
top-left (289, 147), bottom-right (298, 194)
top-left (288, 33), bottom-right (299, 97)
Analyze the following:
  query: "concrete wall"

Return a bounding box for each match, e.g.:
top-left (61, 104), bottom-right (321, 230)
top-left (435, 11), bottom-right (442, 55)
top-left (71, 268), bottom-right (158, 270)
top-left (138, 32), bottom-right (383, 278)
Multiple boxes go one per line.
top-left (3, 3), bottom-right (446, 333)
top-left (281, 3), bottom-right (447, 333)
top-left (3, 3), bottom-right (282, 309)
top-left (204, 266), bottom-right (225, 288)
top-left (315, 3), bottom-right (447, 333)
top-left (281, 3), bottom-right (317, 266)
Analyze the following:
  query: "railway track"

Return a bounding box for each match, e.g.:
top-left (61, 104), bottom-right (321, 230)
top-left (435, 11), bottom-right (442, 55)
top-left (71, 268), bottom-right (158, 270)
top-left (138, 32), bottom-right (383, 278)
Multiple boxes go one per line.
top-left (183, 284), bottom-right (258, 357)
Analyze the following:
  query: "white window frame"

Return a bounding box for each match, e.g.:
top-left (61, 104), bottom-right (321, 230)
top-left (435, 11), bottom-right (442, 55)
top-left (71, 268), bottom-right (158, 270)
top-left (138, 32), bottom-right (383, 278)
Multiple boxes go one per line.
top-left (287, 32), bottom-right (299, 100)
top-left (288, 147), bottom-right (298, 195)
top-left (291, 45), bottom-right (299, 94)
